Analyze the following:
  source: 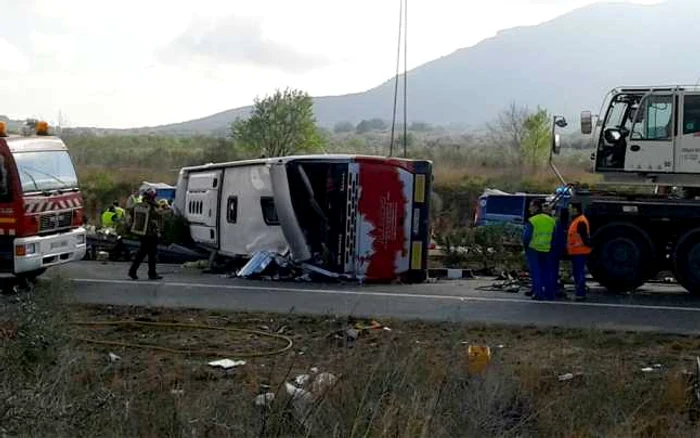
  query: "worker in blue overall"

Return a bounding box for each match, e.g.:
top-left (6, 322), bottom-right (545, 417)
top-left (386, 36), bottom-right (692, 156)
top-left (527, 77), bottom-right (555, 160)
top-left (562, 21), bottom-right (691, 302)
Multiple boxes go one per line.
top-left (549, 202), bottom-right (568, 299)
top-left (522, 199), bottom-right (556, 300)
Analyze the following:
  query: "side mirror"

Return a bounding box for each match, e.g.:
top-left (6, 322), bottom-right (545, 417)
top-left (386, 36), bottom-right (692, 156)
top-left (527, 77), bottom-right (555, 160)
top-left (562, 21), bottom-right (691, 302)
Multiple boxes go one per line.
top-left (603, 127), bottom-right (623, 144)
top-left (581, 111), bottom-right (593, 135)
top-left (552, 134), bottom-right (562, 155)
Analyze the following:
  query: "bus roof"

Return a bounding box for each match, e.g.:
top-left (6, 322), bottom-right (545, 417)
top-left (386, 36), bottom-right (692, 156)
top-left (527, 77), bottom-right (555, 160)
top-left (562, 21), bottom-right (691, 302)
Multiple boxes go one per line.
top-left (0, 136), bottom-right (68, 153)
top-left (180, 154), bottom-right (430, 174)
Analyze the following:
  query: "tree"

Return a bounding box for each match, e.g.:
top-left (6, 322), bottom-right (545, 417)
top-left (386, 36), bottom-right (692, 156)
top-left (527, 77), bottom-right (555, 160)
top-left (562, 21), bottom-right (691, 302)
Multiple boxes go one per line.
top-left (356, 118), bottom-right (388, 134)
top-left (487, 102), bottom-right (529, 160)
top-left (521, 107), bottom-right (551, 170)
top-left (333, 121), bottom-right (355, 134)
top-left (230, 88), bottom-right (324, 157)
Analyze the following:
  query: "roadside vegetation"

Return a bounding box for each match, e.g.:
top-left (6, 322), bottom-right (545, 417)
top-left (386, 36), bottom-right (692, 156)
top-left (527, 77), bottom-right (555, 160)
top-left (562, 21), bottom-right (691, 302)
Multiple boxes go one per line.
top-left (63, 89), bottom-right (596, 236)
top-left (2, 280), bottom-right (700, 437)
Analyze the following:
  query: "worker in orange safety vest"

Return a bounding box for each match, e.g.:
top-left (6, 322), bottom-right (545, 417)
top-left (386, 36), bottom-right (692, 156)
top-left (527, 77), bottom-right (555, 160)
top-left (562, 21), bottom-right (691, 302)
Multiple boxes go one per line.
top-left (567, 202), bottom-right (592, 301)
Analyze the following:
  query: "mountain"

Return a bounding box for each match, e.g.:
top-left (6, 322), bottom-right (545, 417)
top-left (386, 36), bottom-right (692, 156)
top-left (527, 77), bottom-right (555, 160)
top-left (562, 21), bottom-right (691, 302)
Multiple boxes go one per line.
top-left (121, 0), bottom-right (700, 135)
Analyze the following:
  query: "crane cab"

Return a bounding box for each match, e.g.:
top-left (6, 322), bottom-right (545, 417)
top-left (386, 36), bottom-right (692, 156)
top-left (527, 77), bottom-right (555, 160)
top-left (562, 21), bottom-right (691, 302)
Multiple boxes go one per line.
top-left (583, 86), bottom-right (700, 187)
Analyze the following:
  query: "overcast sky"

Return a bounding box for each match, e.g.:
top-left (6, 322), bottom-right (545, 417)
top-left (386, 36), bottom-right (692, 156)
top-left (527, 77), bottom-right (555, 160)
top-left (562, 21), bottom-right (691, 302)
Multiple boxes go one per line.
top-left (0, 0), bottom-right (660, 128)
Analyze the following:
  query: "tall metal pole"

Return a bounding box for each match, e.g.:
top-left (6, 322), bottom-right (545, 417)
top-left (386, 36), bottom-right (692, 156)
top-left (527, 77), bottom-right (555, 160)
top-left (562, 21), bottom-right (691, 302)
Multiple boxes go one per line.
top-left (389, 0), bottom-right (403, 157)
top-left (403, 0), bottom-right (408, 158)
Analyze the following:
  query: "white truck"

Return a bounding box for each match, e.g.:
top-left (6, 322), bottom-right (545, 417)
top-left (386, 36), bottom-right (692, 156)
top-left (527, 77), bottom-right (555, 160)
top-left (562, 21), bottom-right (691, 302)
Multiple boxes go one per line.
top-left (551, 85), bottom-right (700, 293)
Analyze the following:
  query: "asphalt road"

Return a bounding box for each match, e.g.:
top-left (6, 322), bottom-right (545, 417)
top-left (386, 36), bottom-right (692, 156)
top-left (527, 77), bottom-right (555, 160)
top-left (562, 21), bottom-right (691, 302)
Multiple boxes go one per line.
top-left (51, 261), bottom-right (700, 335)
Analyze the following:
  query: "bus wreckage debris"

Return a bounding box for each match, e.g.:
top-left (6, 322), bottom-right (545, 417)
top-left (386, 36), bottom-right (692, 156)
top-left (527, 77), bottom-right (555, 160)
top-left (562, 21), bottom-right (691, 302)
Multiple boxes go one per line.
top-left (236, 250), bottom-right (355, 282)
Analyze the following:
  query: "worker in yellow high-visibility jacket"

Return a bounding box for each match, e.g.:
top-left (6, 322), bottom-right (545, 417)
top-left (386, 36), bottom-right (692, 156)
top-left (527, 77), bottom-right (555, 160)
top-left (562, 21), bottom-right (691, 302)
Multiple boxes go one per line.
top-left (522, 199), bottom-right (556, 301)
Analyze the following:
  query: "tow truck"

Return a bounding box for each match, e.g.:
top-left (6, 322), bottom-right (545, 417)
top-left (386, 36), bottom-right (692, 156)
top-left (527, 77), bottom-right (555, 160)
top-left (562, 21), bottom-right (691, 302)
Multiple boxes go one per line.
top-left (551, 85), bottom-right (700, 294)
top-left (0, 120), bottom-right (86, 281)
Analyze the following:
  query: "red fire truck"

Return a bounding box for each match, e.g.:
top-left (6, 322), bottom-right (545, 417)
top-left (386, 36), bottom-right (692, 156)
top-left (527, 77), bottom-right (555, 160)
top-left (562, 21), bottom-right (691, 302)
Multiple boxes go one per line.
top-left (0, 121), bottom-right (86, 280)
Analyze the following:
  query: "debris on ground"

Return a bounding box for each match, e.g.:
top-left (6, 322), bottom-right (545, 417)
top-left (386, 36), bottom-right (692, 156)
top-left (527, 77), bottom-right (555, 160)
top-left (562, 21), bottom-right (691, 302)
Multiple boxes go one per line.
top-left (237, 251), bottom-right (290, 279)
top-left (466, 345), bottom-right (492, 374)
top-left (254, 392), bottom-right (275, 407)
top-left (170, 389), bottom-right (185, 396)
top-left (208, 359), bottom-right (246, 369)
top-left (301, 263), bottom-right (341, 280)
top-left (329, 319), bottom-right (388, 345)
top-left (310, 372), bottom-right (338, 394)
top-left (235, 250), bottom-right (361, 282)
top-left (345, 328), bottom-right (360, 341)
top-left (108, 352), bottom-right (121, 362)
top-left (295, 374), bottom-right (311, 386)
top-left (641, 364), bottom-right (663, 373)
top-left (558, 372), bottom-right (584, 382)
top-left (182, 260), bottom-right (208, 269)
top-left (285, 381), bottom-right (316, 416)
top-left (477, 272), bottom-right (531, 294)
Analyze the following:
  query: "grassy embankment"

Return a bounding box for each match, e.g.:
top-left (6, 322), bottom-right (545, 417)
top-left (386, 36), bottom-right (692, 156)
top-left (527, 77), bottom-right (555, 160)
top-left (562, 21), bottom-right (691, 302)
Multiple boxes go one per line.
top-left (2, 280), bottom-right (700, 437)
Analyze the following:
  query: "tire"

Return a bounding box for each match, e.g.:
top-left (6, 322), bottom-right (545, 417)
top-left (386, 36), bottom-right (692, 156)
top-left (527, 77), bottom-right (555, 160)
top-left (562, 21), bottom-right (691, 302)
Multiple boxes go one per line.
top-left (587, 223), bottom-right (654, 292)
top-left (672, 229), bottom-right (700, 295)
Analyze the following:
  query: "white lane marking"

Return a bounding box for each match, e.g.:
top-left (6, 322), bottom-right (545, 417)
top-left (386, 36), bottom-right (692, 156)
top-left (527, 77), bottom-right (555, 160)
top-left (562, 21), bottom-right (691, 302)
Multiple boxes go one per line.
top-left (71, 278), bottom-right (700, 313)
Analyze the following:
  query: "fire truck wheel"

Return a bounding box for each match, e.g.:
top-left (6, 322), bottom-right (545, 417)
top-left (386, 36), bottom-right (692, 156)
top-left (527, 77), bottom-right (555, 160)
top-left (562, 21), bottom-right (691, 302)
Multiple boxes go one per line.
top-left (588, 223), bottom-right (654, 293)
top-left (17, 268), bottom-right (47, 282)
top-left (672, 229), bottom-right (700, 295)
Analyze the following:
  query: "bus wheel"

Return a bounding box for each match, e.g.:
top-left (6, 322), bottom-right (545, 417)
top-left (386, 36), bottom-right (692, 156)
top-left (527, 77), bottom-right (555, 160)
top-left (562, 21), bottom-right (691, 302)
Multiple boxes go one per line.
top-left (588, 223), bottom-right (654, 293)
top-left (672, 229), bottom-right (700, 295)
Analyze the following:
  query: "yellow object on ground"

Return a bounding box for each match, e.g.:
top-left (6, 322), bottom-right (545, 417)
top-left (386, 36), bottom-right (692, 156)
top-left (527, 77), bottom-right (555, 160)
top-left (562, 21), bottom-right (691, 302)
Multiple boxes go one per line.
top-left (466, 345), bottom-right (492, 374)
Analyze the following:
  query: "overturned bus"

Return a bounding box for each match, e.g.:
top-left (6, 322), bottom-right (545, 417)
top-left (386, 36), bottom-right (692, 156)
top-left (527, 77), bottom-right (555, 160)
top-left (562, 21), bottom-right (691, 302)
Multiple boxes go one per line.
top-left (173, 155), bottom-right (432, 283)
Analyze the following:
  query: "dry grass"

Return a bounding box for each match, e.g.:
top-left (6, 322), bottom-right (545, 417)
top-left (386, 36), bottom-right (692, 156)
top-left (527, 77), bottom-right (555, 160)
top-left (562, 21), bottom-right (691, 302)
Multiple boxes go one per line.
top-left (2, 281), bottom-right (700, 437)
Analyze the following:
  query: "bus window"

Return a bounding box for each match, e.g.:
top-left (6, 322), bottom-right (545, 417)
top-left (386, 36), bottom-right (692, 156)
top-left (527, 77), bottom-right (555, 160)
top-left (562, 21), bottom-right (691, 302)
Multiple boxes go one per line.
top-left (260, 197), bottom-right (280, 225)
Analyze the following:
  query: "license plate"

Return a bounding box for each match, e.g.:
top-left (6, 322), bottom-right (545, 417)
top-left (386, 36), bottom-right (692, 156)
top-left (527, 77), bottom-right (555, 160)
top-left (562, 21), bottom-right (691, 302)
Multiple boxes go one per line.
top-left (51, 240), bottom-right (68, 249)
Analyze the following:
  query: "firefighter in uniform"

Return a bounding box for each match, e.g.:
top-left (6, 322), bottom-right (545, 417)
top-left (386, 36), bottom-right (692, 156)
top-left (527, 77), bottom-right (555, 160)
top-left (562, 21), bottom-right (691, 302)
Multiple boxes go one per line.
top-left (128, 189), bottom-right (163, 280)
top-left (523, 199), bottom-right (556, 300)
top-left (567, 202), bottom-right (592, 301)
top-left (125, 189), bottom-right (142, 222)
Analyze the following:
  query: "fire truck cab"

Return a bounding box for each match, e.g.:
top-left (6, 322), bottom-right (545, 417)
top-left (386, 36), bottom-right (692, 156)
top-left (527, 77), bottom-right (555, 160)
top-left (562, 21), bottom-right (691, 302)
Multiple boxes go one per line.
top-left (0, 121), bottom-right (86, 279)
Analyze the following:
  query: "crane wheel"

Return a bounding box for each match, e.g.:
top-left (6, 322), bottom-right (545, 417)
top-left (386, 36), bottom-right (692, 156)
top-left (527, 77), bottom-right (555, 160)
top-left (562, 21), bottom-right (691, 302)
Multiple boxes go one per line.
top-left (587, 223), bottom-right (654, 293)
top-left (672, 229), bottom-right (700, 295)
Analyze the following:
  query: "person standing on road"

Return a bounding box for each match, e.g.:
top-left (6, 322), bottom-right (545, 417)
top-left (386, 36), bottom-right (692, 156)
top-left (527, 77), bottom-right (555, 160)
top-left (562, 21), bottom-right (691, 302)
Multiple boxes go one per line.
top-left (523, 199), bottom-right (556, 300)
top-left (549, 203), bottom-right (568, 299)
top-left (128, 189), bottom-right (163, 280)
top-left (567, 202), bottom-right (592, 301)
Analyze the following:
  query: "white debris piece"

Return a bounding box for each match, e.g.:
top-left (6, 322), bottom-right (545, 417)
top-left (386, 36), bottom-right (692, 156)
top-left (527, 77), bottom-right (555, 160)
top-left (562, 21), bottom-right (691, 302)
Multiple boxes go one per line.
top-left (254, 392), bottom-right (275, 407)
top-left (310, 367), bottom-right (319, 374)
top-left (285, 382), bottom-right (315, 406)
top-left (170, 389), bottom-right (185, 396)
top-left (108, 352), bottom-right (121, 362)
top-left (641, 367), bottom-right (654, 373)
top-left (346, 328), bottom-right (360, 341)
top-left (295, 374), bottom-right (311, 386)
top-left (558, 373), bottom-right (575, 382)
top-left (311, 372), bottom-right (338, 394)
top-left (208, 359), bottom-right (246, 369)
